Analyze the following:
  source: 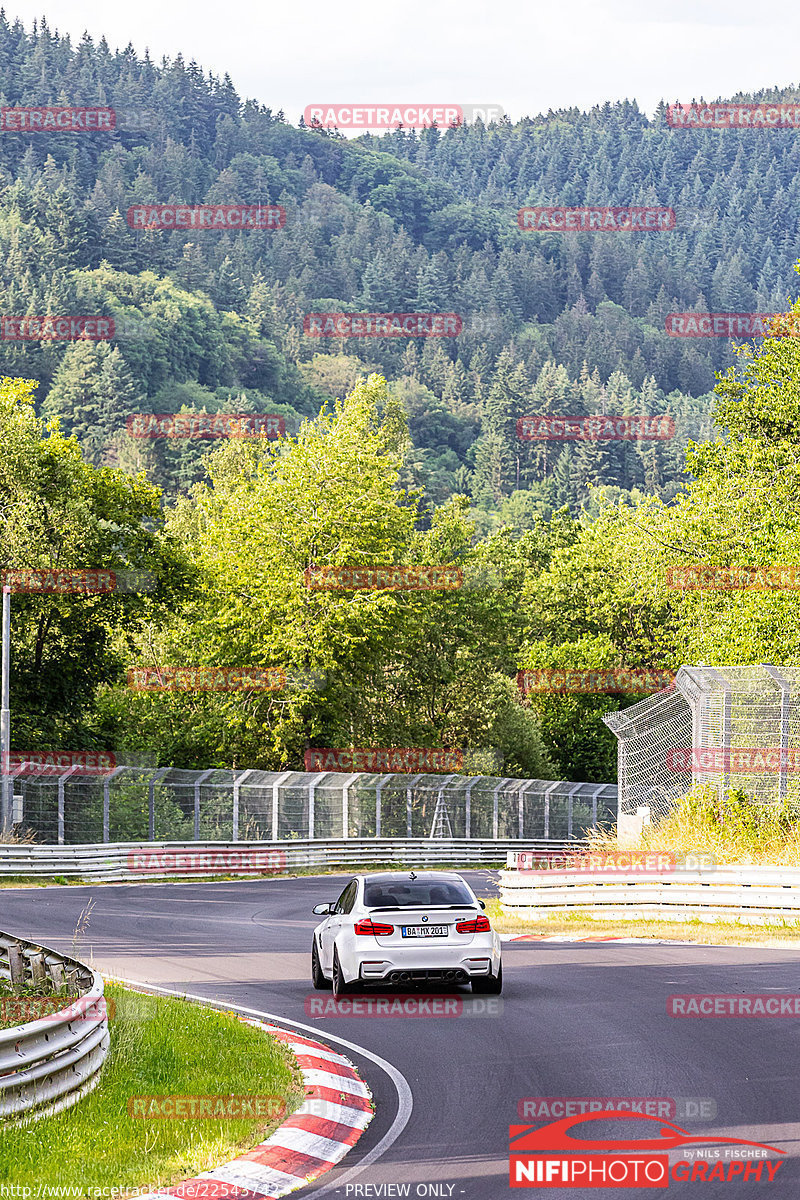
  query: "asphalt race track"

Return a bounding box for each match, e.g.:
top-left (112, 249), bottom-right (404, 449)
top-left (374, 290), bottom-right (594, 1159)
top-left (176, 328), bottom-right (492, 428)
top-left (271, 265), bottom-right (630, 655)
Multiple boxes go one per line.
top-left (2, 872), bottom-right (800, 1198)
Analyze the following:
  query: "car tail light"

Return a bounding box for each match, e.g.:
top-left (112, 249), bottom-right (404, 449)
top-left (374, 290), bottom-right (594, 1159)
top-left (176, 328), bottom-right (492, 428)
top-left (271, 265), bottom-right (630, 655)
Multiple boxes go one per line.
top-left (455, 915), bottom-right (491, 933)
top-left (355, 917), bottom-right (394, 936)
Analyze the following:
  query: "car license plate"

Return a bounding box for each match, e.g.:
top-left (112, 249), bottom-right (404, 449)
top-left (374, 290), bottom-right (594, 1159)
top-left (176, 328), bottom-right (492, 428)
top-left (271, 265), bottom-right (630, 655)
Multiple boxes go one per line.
top-left (401, 925), bottom-right (447, 937)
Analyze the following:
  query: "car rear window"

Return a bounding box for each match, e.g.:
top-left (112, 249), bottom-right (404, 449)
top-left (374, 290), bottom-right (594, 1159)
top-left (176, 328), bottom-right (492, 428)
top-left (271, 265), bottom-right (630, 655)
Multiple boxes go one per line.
top-left (364, 879), bottom-right (474, 908)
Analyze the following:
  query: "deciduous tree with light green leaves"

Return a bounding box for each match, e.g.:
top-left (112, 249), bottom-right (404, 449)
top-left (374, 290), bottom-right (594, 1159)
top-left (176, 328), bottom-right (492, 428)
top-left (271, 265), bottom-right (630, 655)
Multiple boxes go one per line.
top-left (114, 374), bottom-right (551, 774)
top-left (0, 376), bottom-right (193, 747)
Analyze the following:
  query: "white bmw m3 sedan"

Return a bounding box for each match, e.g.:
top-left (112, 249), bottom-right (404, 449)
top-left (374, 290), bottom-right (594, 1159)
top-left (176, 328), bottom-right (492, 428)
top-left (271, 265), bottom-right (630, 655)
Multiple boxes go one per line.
top-left (311, 870), bottom-right (502, 997)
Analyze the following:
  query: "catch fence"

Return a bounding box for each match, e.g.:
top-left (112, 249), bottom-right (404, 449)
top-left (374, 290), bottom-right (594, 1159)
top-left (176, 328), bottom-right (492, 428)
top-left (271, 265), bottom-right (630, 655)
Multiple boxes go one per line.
top-left (1, 767), bottom-right (617, 846)
top-left (604, 664), bottom-right (800, 825)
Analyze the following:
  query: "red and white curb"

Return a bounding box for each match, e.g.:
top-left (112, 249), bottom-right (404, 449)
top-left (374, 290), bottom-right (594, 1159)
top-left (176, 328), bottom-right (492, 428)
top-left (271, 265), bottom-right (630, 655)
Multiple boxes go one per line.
top-left (137, 1020), bottom-right (374, 1199)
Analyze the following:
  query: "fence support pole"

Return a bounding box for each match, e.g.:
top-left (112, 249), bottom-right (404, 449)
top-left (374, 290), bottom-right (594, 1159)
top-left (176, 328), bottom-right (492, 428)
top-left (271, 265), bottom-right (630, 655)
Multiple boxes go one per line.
top-left (271, 771), bottom-right (292, 842)
top-left (57, 766), bottom-right (79, 845)
top-left (590, 784), bottom-right (605, 831)
top-left (375, 773), bottom-right (396, 838)
top-left (193, 769), bottom-right (214, 840)
top-left (102, 767), bottom-right (125, 843)
top-left (764, 666), bottom-right (791, 800)
top-left (704, 669), bottom-right (732, 796)
top-left (492, 779), bottom-right (510, 840)
top-left (567, 783), bottom-right (584, 840)
top-left (465, 777), bottom-right (481, 839)
top-left (307, 771), bottom-right (328, 839)
top-left (406, 774), bottom-right (423, 837)
top-left (340, 772), bottom-right (359, 839)
top-left (232, 769), bottom-right (255, 842)
top-left (544, 781), bottom-right (560, 840)
top-left (147, 768), bottom-right (169, 841)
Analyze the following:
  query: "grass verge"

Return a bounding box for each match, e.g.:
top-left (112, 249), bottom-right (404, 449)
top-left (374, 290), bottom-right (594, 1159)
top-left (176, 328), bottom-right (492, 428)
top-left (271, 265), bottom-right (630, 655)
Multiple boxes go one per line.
top-left (0, 981), bottom-right (305, 1196)
top-left (487, 899), bottom-right (800, 947)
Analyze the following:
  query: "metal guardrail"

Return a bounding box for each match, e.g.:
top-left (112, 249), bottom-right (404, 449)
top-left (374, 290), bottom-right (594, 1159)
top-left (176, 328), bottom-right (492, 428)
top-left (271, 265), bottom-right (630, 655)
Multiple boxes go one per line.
top-left (500, 865), bottom-right (800, 925)
top-left (0, 838), bottom-right (577, 880)
top-left (0, 932), bottom-right (110, 1122)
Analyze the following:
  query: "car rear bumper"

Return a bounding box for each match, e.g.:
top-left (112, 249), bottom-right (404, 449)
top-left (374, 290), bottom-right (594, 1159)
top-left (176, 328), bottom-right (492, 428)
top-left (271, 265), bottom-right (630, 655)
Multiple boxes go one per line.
top-left (343, 938), bottom-right (501, 983)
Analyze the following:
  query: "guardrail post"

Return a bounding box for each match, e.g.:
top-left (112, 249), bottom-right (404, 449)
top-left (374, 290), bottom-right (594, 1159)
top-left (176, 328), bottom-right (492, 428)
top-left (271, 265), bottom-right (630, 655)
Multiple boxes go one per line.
top-left (272, 770), bottom-right (292, 841)
top-left (194, 768), bottom-right (214, 839)
top-left (57, 765), bottom-right (79, 845)
top-left (7, 941), bottom-right (24, 987)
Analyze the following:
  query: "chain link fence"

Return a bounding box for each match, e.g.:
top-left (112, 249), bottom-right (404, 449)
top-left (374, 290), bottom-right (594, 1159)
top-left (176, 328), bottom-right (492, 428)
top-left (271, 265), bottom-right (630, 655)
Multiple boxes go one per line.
top-left (604, 664), bottom-right (800, 825)
top-left (2, 767), bottom-right (617, 846)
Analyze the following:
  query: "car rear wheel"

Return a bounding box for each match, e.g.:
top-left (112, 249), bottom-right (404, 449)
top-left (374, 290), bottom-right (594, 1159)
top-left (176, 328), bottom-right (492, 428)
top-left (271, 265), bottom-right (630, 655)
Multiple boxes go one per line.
top-left (472, 963), bottom-right (502, 994)
top-left (332, 948), bottom-right (355, 998)
top-left (312, 939), bottom-right (331, 990)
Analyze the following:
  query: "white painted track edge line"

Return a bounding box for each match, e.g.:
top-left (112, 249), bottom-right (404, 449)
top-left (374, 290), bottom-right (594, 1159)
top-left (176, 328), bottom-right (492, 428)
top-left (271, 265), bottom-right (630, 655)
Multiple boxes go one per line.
top-left (113, 976), bottom-right (414, 1197)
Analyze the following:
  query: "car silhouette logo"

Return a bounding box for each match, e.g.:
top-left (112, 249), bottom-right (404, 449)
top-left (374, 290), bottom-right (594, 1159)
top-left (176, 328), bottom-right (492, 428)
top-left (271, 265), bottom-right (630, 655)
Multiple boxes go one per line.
top-left (510, 1111), bottom-right (785, 1155)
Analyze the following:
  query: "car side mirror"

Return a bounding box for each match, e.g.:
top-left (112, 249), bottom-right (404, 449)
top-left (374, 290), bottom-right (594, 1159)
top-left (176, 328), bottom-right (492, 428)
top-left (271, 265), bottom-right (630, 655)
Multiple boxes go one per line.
top-left (312, 902), bottom-right (333, 915)
top-left (478, 899), bottom-right (486, 910)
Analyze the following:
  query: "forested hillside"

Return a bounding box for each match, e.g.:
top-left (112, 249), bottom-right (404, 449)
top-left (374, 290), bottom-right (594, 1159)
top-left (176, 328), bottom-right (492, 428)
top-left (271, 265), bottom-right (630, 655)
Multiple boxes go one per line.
top-left (3, 15), bottom-right (800, 782)
top-left (1, 17), bottom-right (797, 517)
